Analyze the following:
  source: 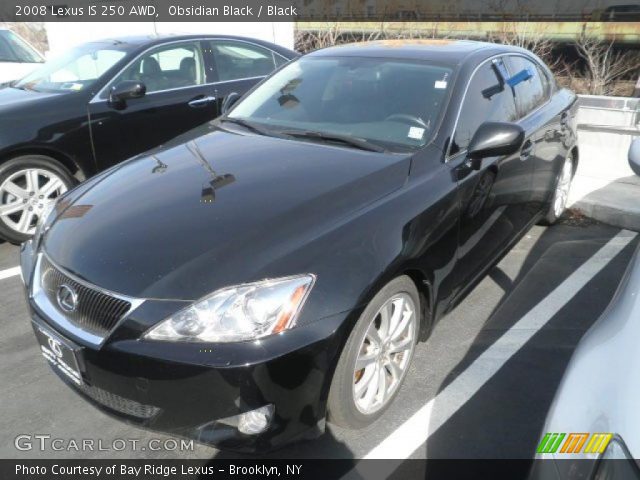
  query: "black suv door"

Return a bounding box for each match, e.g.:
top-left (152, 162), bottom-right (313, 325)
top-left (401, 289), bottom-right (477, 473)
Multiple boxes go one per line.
top-left (88, 40), bottom-right (218, 169)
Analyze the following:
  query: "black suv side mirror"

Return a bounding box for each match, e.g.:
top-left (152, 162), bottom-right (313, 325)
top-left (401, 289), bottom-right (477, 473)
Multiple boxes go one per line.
top-left (109, 81), bottom-right (146, 110)
top-left (221, 92), bottom-right (241, 115)
top-left (629, 139), bottom-right (640, 176)
top-left (467, 122), bottom-right (525, 170)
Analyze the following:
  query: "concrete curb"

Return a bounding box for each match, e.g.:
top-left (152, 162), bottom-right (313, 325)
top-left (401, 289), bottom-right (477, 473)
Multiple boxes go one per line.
top-left (570, 176), bottom-right (640, 232)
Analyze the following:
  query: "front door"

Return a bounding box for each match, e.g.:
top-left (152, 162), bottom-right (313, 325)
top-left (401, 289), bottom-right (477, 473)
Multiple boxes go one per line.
top-left (88, 40), bottom-right (218, 169)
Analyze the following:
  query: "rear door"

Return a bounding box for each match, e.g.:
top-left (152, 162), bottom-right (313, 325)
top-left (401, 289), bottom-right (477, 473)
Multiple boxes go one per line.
top-left (88, 40), bottom-right (218, 169)
top-left (504, 55), bottom-right (568, 212)
top-left (207, 39), bottom-right (290, 110)
top-left (448, 56), bottom-right (535, 295)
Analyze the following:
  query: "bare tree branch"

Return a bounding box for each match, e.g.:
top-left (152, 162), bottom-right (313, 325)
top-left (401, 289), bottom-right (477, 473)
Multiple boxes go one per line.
top-left (575, 33), bottom-right (640, 95)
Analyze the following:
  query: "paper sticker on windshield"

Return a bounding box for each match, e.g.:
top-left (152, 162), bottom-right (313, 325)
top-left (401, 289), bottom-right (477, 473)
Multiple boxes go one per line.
top-left (434, 80), bottom-right (448, 89)
top-left (408, 127), bottom-right (425, 140)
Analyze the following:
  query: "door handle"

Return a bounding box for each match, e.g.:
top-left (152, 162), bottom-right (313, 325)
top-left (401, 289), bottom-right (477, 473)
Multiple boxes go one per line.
top-left (188, 96), bottom-right (216, 108)
top-left (520, 140), bottom-right (533, 161)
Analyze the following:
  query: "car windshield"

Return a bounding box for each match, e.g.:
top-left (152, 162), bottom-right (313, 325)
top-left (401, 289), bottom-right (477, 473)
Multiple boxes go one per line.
top-left (14, 42), bottom-right (128, 93)
top-left (0, 30), bottom-right (43, 64)
top-left (228, 56), bottom-right (453, 152)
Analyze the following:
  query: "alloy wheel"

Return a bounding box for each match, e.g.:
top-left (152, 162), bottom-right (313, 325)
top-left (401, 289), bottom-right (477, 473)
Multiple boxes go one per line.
top-left (553, 159), bottom-right (573, 218)
top-left (352, 293), bottom-right (417, 415)
top-left (0, 168), bottom-right (68, 235)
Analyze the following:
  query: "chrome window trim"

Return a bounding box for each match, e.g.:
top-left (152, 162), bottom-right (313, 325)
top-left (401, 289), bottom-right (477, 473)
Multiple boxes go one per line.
top-left (90, 36), bottom-right (287, 104)
top-left (445, 52), bottom-right (552, 163)
top-left (31, 252), bottom-right (144, 347)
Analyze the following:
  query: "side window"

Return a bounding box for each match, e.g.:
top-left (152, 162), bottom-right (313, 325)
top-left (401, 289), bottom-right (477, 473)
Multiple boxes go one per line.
top-left (536, 64), bottom-right (552, 100)
top-left (112, 42), bottom-right (205, 94)
top-left (505, 56), bottom-right (545, 117)
top-left (212, 40), bottom-right (277, 82)
top-left (451, 59), bottom-right (518, 155)
top-left (0, 35), bottom-right (17, 62)
top-left (273, 52), bottom-right (289, 68)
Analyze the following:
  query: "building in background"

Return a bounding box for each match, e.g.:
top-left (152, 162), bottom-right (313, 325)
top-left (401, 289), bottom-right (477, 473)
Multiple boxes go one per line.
top-left (44, 22), bottom-right (294, 57)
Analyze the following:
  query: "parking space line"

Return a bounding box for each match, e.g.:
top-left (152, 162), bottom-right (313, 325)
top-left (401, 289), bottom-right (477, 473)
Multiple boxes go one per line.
top-left (0, 266), bottom-right (20, 281)
top-left (358, 229), bottom-right (636, 464)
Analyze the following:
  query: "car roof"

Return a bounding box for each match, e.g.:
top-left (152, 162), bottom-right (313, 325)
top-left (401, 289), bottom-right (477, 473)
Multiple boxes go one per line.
top-left (307, 39), bottom-right (528, 65)
top-left (82, 34), bottom-right (297, 57)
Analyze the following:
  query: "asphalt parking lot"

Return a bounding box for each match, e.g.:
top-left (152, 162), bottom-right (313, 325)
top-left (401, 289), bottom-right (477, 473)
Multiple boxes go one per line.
top-left (1, 215), bottom-right (638, 463)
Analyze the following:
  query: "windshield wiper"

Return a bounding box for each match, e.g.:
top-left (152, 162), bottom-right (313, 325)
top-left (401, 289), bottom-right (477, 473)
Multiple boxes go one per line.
top-left (280, 130), bottom-right (387, 153)
top-left (219, 117), bottom-right (279, 138)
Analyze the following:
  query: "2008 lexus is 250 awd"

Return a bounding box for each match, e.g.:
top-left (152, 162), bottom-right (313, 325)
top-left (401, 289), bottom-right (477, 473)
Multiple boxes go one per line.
top-left (21, 40), bottom-right (578, 451)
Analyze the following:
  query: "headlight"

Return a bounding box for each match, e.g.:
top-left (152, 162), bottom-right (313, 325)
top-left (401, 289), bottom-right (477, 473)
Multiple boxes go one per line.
top-left (144, 274), bottom-right (315, 342)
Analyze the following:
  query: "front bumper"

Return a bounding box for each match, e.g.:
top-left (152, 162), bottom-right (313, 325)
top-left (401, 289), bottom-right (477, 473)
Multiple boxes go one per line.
top-left (21, 240), bottom-right (349, 452)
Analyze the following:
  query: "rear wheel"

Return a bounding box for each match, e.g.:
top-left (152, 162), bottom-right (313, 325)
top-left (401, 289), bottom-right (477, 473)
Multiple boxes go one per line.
top-left (541, 154), bottom-right (574, 225)
top-left (0, 156), bottom-right (74, 244)
top-left (328, 276), bottom-right (419, 429)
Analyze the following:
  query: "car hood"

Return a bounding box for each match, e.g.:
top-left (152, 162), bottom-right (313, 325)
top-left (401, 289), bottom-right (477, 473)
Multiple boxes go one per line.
top-left (44, 127), bottom-right (411, 300)
top-left (0, 85), bottom-right (62, 110)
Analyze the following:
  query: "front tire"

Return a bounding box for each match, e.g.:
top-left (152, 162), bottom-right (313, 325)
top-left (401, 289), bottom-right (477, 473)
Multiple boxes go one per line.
top-left (328, 276), bottom-right (419, 429)
top-left (541, 154), bottom-right (574, 225)
top-left (0, 156), bottom-right (74, 244)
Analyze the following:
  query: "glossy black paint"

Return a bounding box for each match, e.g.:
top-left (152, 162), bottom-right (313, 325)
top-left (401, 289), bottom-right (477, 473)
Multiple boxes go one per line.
top-left (0, 35), bottom-right (297, 178)
top-left (21, 40), bottom-right (578, 451)
top-left (467, 122), bottom-right (525, 161)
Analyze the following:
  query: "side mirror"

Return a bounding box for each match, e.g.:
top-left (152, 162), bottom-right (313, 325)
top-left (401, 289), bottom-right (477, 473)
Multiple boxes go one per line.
top-left (109, 81), bottom-right (146, 109)
top-left (467, 122), bottom-right (525, 169)
top-left (629, 139), bottom-right (640, 176)
top-left (221, 92), bottom-right (241, 115)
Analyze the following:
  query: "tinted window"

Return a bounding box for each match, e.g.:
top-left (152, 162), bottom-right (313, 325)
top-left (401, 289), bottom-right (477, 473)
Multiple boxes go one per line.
top-left (113, 42), bottom-right (205, 93)
top-left (505, 56), bottom-right (545, 117)
top-left (0, 31), bottom-right (42, 63)
top-left (273, 52), bottom-right (289, 68)
top-left (451, 58), bottom-right (517, 155)
top-left (536, 64), bottom-right (551, 100)
top-left (0, 34), bottom-right (17, 62)
top-left (212, 41), bottom-right (276, 81)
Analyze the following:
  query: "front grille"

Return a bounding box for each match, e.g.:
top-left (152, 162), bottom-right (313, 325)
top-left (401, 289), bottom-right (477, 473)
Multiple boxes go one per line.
top-left (40, 256), bottom-right (131, 337)
top-left (77, 383), bottom-right (160, 419)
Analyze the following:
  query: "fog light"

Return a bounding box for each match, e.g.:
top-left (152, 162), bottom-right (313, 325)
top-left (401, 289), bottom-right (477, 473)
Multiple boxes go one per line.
top-left (237, 405), bottom-right (274, 435)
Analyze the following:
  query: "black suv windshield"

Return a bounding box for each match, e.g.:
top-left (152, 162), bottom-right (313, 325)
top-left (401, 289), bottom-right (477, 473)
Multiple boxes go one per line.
top-left (228, 56), bottom-right (453, 152)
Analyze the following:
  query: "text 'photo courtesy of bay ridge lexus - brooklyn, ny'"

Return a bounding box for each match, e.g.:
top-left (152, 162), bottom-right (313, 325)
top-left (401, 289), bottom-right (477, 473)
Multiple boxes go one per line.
top-left (20, 39), bottom-right (578, 452)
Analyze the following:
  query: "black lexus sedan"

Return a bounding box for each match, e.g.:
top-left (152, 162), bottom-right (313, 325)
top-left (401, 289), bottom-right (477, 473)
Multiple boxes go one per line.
top-left (0, 34), bottom-right (297, 243)
top-left (21, 40), bottom-right (578, 452)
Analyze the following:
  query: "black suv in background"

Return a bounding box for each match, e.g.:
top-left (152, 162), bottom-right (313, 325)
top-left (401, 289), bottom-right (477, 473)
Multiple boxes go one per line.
top-left (0, 34), bottom-right (297, 243)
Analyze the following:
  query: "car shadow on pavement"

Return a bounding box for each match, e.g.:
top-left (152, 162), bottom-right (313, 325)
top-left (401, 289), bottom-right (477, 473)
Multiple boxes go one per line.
top-left (420, 219), bottom-right (639, 463)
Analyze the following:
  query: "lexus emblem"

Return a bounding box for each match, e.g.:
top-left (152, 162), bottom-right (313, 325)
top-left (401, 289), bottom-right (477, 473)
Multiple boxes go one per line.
top-left (48, 337), bottom-right (63, 358)
top-left (56, 284), bottom-right (78, 313)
